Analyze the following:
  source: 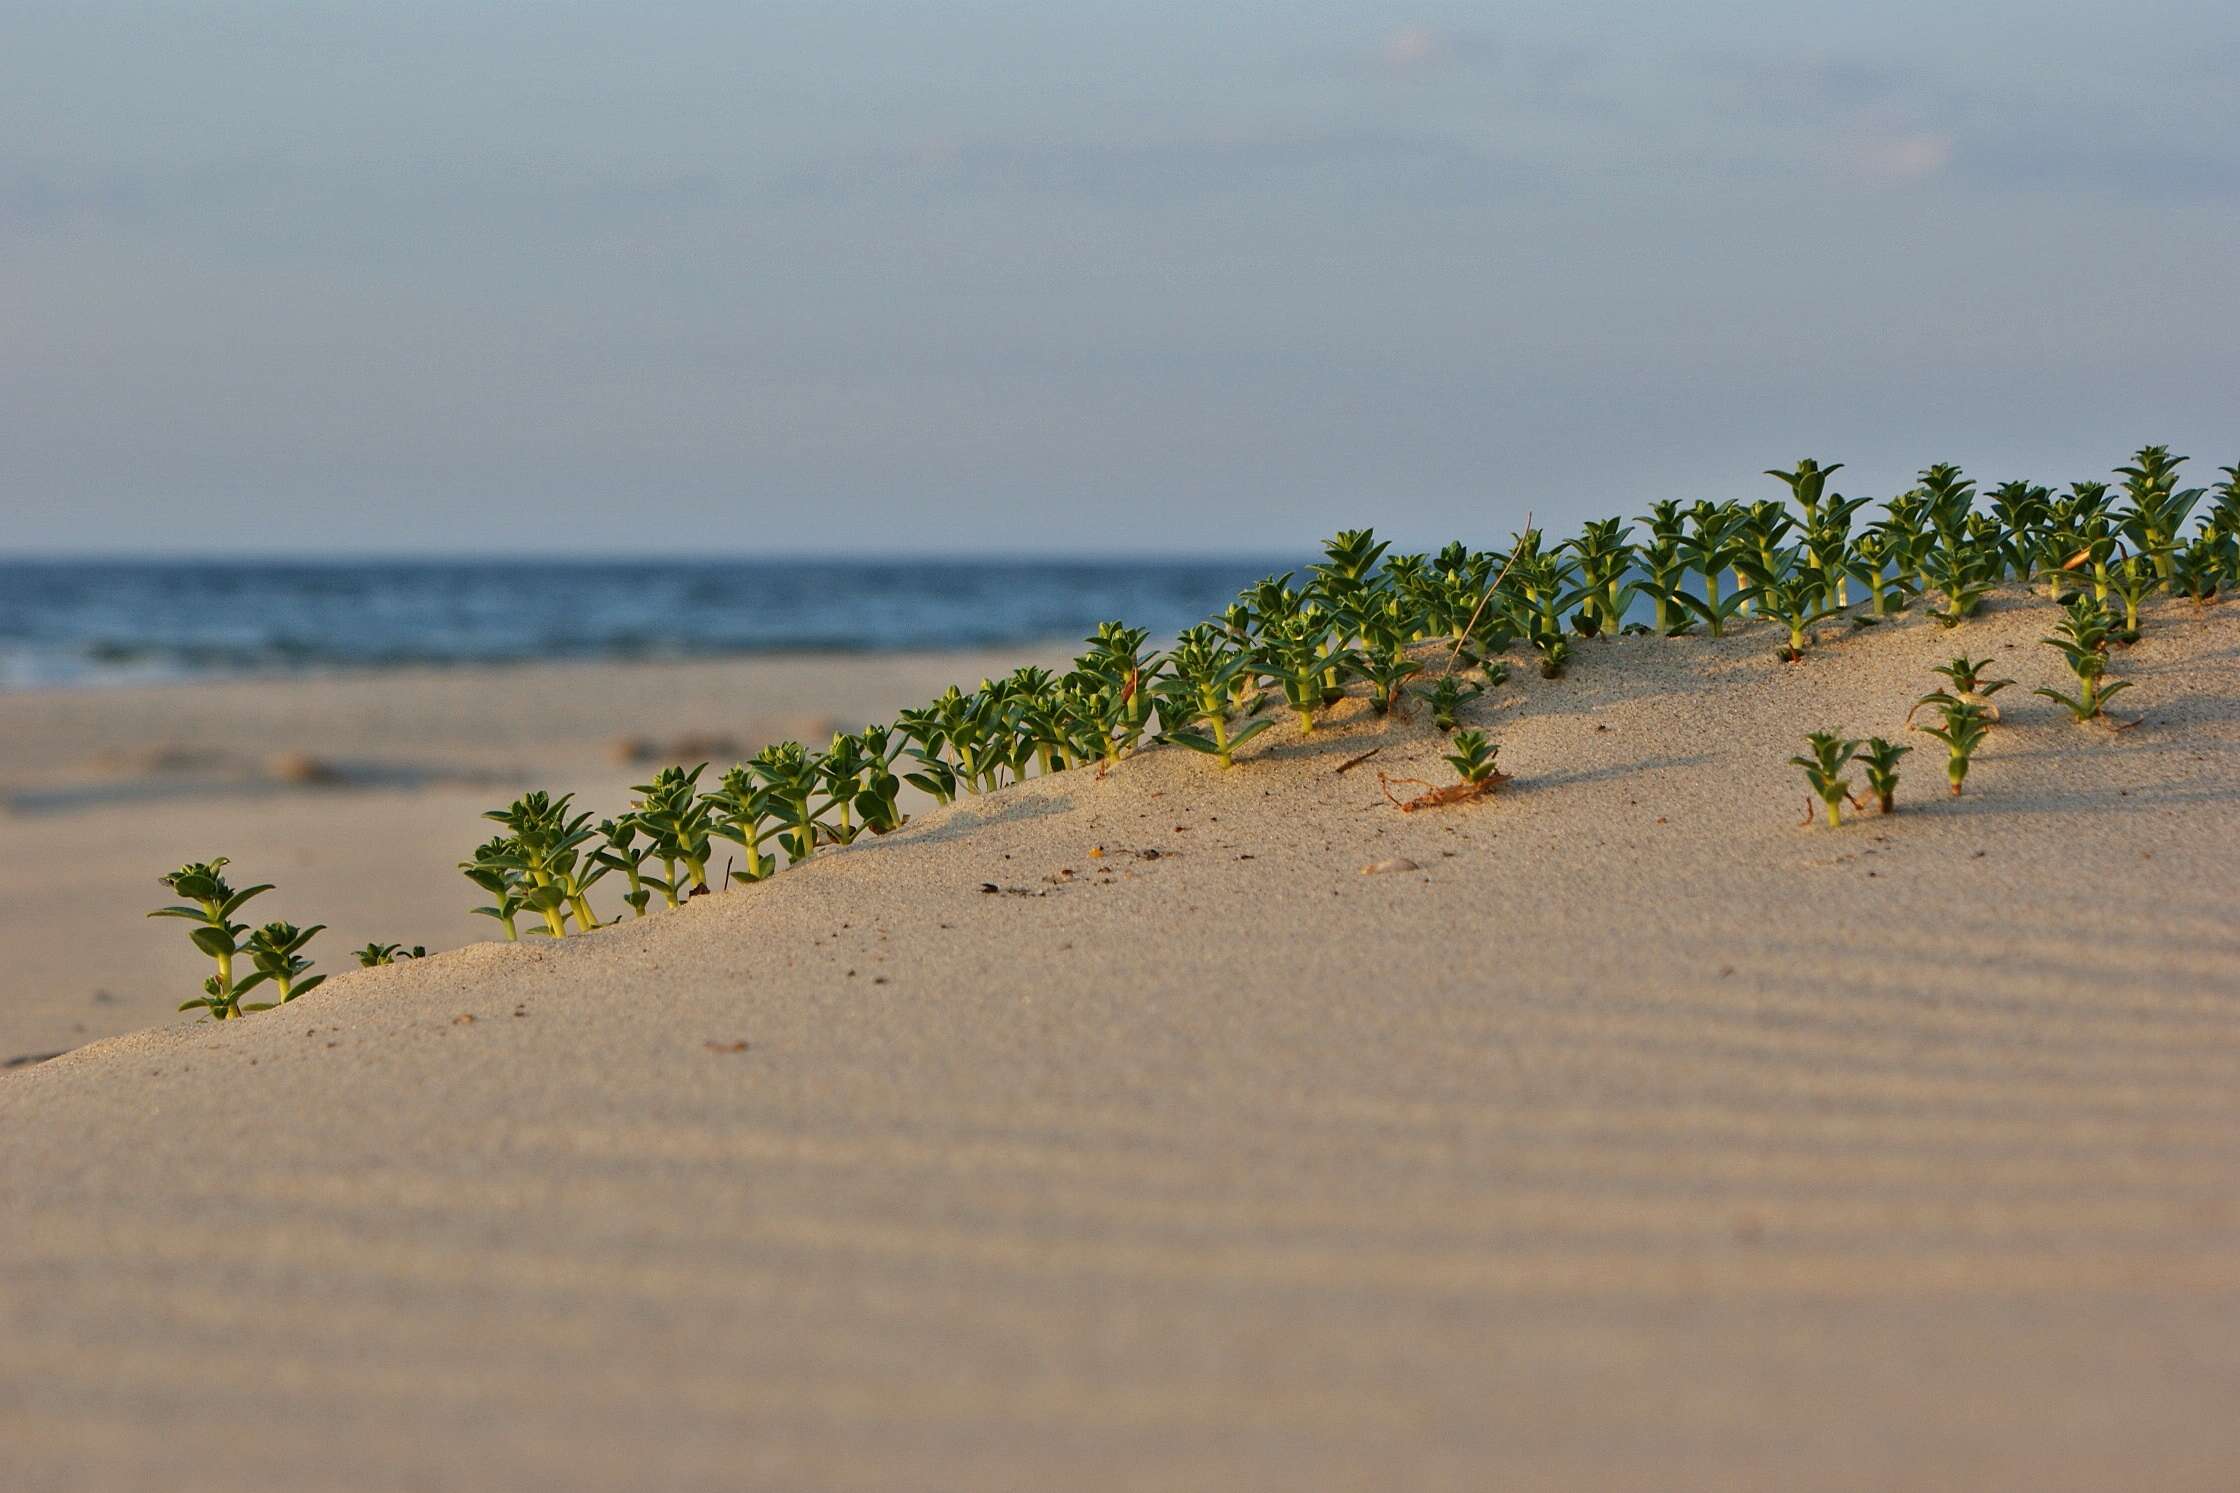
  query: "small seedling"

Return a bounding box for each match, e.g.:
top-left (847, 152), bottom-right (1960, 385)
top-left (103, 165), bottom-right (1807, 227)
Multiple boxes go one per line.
top-left (480, 792), bottom-right (605, 935)
top-left (892, 706), bottom-right (960, 805)
top-left (813, 733), bottom-right (877, 843)
top-left (1921, 537), bottom-right (1998, 626)
top-left (1790, 732), bottom-right (1861, 828)
top-left (1351, 613), bottom-right (1423, 715)
top-left (2034, 596), bottom-right (2133, 723)
top-left (1158, 624), bottom-right (1272, 768)
top-left (1532, 631), bottom-right (1570, 679)
top-left (1565, 517), bottom-right (1639, 639)
top-left (2106, 552), bottom-right (2155, 643)
top-left (1920, 701), bottom-right (1990, 796)
top-left (750, 742), bottom-right (826, 862)
top-left (593, 817), bottom-right (655, 917)
top-left (2115, 444), bottom-right (2199, 583)
top-left (1253, 615), bottom-right (1353, 732)
top-left (1907, 656), bottom-right (2014, 726)
top-left (460, 837), bottom-right (525, 940)
top-left (354, 943), bottom-right (427, 966)
top-left (1858, 737), bottom-right (1909, 814)
top-left (1426, 675), bottom-right (1483, 733)
top-left (1380, 728), bottom-right (1509, 811)
top-left (710, 765), bottom-right (778, 880)
top-left (849, 724), bottom-right (910, 833)
top-left (237, 921), bottom-right (325, 1009)
top-left (1748, 569), bottom-right (1842, 662)
top-left (1670, 502), bottom-right (1751, 635)
top-left (629, 765), bottom-right (715, 901)
top-left (149, 858), bottom-right (271, 1019)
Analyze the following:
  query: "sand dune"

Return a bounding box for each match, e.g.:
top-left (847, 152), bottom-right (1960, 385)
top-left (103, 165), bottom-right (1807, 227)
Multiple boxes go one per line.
top-left (5, 594), bottom-right (2240, 1490)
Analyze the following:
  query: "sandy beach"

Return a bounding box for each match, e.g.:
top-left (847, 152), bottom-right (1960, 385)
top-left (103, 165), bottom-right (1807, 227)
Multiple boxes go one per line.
top-left (0, 647), bottom-right (1054, 1059)
top-left (5, 592), bottom-right (2240, 1489)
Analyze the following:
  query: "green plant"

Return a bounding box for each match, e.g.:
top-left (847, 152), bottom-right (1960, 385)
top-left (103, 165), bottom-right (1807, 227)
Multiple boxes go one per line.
top-left (2172, 531), bottom-right (2226, 605)
top-left (480, 792), bottom-right (604, 936)
top-left (1920, 532), bottom-right (1998, 626)
top-left (460, 837), bottom-right (525, 940)
top-left (1635, 525), bottom-right (1691, 634)
top-left (1859, 737), bottom-right (1909, 814)
top-left (354, 943), bottom-right (427, 966)
top-left (1351, 612), bottom-right (1423, 715)
top-left (1765, 457), bottom-right (1843, 528)
top-left (1158, 624), bottom-right (1273, 767)
top-left (238, 921), bottom-right (325, 1009)
top-left (593, 816), bottom-right (655, 917)
top-left (1527, 630), bottom-right (1568, 679)
top-left (1381, 728), bottom-right (1509, 810)
top-left (1743, 562), bottom-right (1842, 661)
top-left (849, 724), bottom-right (910, 833)
top-left (750, 741), bottom-right (828, 862)
top-left (1985, 480), bottom-right (2052, 581)
top-left (812, 733), bottom-right (878, 843)
top-left (1802, 495), bottom-right (1871, 607)
top-left (920, 683), bottom-right (1014, 795)
top-left (2034, 597), bottom-right (2133, 723)
top-left (1659, 504), bottom-right (1758, 637)
top-left (2107, 551), bottom-right (2156, 643)
top-left (710, 764), bottom-right (779, 880)
top-left (149, 858), bottom-right (270, 1019)
top-left (1790, 732), bottom-right (1861, 828)
top-left (1907, 656), bottom-right (2015, 727)
top-left (1736, 501), bottom-right (1798, 614)
top-left (1565, 517), bottom-right (1638, 638)
top-left (1075, 622), bottom-right (1159, 762)
top-left (1253, 614), bottom-right (1353, 733)
top-left (1443, 729), bottom-right (1505, 787)
top-left (892, 704), bottom-right (960, 806)
top-left (630, 764), bottom-right (715, 898)
top-left (1921, 701), bottom-right (1990, 796)
top-left (1844, 530), bottom-right (1913, 622)
top-left (2115, 445), bottom-right (2202, 582)
top-left (1426, 675), bottom-right (1483, 732)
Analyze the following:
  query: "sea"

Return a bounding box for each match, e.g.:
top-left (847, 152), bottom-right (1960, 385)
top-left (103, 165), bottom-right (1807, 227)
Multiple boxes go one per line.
top-left (0, 558), bottom-right (1296, 690)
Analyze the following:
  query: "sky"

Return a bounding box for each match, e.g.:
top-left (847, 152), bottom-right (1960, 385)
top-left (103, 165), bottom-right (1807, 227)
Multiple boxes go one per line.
top-left (4, 0), bottom-right (2237, 555)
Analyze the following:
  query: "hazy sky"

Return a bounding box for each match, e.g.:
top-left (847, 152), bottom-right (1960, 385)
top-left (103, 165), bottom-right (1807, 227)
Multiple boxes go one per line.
top-left (5, 1), bottom-right (2237, 555)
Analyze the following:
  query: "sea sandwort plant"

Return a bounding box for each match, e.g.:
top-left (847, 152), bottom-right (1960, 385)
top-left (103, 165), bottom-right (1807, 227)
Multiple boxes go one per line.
top-left (1907, 655), bottom-right (2015, 727)
top-left (2034, 596), bottom-right (2133, 724)
top-left (1790, 732), bottom-right (1862, 828)
top-left (354, 943), bottom-right (428, 966)
top-left (237, 921), bottom-right (326, 1009)
top-left (1426, 675), bottom-right (1483, 733)
top-left (629, 764), bottom-right (716, 902)
top-left (1921, 701), bottom-right (1991, 796)
top-left (460, 837), bottom-right (526, 940)
top-left (149, 858), bottom-right (271, 1019)
top-left (1382, 728), bottom-right (1509, 811)
top-left (1859, 737), bottom-right (1909, 815)
top-left (1158, 624), bottom-right (1272, 768)
top-left (480, 792), bottom-right (605, 936)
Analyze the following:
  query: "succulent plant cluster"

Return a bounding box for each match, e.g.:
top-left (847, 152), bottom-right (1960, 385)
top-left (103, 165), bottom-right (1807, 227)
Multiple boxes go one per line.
top-left (154, 446), bottom-right (2234, 1004)
top-left (147, 860), bottom-right (321, 1019)
top-left (1794, 601), bottom-right (2148, 828)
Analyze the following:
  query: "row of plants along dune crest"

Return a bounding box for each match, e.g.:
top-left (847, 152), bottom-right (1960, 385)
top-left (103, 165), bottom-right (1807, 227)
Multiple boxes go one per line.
top-left (153, 448), bottom-right (2240, 1017)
